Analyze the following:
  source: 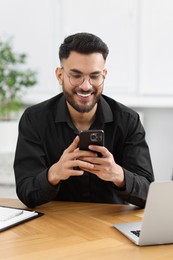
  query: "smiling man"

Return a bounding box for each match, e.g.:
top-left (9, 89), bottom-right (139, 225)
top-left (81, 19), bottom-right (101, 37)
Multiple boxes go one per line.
top-left (14, 32), bottom-right (154, 208)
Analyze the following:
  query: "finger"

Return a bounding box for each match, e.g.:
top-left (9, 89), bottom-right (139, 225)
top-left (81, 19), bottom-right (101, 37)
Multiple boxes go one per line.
top-left (72, 159), bottom-right (94, 170)
top-left (68, 169), bottom-right (84, 176)
top-left (65, 136), bottom-right (80, 153)
top-left (74, 150), bottom-right (98, 159)
top-left (88, 145), bottom-right (109, 157)
top-left (65, 149), bottom-right (97, 164)
top-left (78, 156), bottom-right (101, 163)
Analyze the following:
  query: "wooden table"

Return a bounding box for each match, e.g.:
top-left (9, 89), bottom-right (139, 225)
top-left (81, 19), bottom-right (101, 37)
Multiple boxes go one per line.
top-left (0, 198), bottom-right (172, 260)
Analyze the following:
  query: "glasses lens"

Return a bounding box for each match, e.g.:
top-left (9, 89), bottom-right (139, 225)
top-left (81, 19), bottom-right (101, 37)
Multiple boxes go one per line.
top-left (89, 74), bottom-right (104, 87)
top-left (69, 75), bottom-right (84, 86)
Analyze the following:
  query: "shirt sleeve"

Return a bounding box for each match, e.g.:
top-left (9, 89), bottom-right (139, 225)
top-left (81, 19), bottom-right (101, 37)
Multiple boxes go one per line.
top-left (14, 110), bottom-right (59, 208)
top-left (112, 113), bottom-right (154, 208)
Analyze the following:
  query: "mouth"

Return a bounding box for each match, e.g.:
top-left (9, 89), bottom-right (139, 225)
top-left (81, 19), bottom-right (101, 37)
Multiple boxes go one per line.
top-left (76, 92), bottom-right (93, 98)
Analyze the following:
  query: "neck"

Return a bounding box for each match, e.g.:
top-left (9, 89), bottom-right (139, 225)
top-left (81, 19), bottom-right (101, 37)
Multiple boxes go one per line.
top-left (67, 103), bottom-right (97, 131)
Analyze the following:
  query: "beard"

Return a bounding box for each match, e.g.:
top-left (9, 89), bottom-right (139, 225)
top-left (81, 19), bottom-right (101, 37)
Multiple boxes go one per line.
top-left (62, 84), bottom-right (103, 113)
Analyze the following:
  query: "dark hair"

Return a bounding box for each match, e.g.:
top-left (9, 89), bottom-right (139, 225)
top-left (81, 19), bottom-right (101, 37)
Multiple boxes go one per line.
top-left (59, 32), bottom-right (109, 62)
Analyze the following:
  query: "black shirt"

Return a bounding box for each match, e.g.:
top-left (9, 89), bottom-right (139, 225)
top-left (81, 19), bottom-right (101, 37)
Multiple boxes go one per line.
top-left (14, 93), bottom-right (154, 208)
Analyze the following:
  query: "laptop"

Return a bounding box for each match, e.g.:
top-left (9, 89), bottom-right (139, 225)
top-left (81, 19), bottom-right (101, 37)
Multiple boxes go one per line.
top-left (113, 181), bottom-right (173, 246)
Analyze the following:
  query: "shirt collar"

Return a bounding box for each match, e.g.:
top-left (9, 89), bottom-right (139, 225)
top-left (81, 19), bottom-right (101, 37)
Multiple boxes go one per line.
top-left (55, 94), bottom-right (113, 124)
top-left (55, 95), bottom-right (70, 123)
top-left (98, 95), bottom-right (113, 123)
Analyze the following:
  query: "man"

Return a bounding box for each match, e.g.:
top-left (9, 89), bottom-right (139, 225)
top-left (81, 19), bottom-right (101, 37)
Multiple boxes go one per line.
top-left (14, 32), bottom-right (154, 208)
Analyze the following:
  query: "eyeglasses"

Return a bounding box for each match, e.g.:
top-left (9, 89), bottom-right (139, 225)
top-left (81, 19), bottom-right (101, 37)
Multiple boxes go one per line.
top-left (62, 68), bottom-right (105, 87)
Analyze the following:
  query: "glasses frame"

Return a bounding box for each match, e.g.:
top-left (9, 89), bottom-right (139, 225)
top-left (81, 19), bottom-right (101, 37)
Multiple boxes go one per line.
top-left (61, 67), bottom-right (105, 87)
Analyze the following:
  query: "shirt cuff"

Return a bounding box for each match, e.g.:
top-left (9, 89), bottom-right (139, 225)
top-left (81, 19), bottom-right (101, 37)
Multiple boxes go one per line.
top-left (38, 168), bottom-right (60, 195)
top-left (113, 168), bottom-right (134, 194)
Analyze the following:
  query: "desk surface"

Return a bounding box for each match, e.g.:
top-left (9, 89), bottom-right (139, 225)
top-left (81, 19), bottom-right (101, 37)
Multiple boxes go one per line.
top-left (0, 198), bottom-right (172, 260)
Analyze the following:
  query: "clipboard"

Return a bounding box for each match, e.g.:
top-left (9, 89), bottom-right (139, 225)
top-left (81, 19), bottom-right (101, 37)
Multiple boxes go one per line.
top-left (0, 205), bottom-right (43, 232)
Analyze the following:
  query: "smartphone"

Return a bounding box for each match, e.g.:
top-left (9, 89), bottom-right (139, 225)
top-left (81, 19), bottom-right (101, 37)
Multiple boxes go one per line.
top-left (79, 130), bottom-right (104, 157)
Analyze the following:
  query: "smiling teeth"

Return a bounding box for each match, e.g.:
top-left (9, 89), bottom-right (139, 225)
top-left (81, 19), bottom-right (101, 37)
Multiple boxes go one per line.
top-left (77, 93), bottom-right (91, 97)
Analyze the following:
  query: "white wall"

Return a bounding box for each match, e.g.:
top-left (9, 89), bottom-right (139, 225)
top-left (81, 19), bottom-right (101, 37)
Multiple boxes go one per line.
top-left (133, 108), bottom-right (173, 181)
top-left (0, 0), bottom-right (58, 101)
top-left (0, 0), bottom-right (173, 181)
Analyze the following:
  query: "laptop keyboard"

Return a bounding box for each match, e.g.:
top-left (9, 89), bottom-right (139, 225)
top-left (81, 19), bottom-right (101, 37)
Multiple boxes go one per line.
top-left (131, 230), bottom-right (141, 237)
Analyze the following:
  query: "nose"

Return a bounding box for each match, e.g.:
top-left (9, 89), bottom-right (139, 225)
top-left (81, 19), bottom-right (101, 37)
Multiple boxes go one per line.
top-left (80, 76), bottom-right (92, 91)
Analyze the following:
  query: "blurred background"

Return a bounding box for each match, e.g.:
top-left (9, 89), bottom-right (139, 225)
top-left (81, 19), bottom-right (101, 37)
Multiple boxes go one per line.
top-left (0, 0), bottom-right (173, 198)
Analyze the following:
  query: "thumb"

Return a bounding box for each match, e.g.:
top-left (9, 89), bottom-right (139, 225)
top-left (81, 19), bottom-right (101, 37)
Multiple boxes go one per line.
top-left (65, 136), bottom-right (80, 153)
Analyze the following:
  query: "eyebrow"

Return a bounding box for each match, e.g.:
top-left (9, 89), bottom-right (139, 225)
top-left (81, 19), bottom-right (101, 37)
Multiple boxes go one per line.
top-left (69, 69), bottom-right (102, 75)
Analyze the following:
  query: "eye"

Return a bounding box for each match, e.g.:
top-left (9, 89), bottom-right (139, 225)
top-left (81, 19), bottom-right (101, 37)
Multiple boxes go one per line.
top-left (71, 74), bottom-right (82, 79)
top-left (90, 75), bottom-right (100, 80)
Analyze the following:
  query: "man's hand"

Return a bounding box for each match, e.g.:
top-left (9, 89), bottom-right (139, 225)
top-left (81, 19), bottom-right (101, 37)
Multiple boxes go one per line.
top-left (48, 136), bottom-right (97, 186)
top-left (79, 145), bottom-right (125, 188)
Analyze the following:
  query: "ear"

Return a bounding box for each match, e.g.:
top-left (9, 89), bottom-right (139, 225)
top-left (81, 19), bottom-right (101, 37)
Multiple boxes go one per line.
top-left (103, 68), bottom-right (108, 77)
top-left (55, 67), bottom-right (63, 85)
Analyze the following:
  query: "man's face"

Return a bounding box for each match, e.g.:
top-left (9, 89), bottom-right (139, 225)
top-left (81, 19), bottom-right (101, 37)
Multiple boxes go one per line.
top-left (56, 51), bottom-right (107, 113)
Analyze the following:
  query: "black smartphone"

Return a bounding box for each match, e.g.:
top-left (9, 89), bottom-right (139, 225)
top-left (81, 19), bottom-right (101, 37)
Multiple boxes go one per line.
top-left (79, 130), bottom-right (104, 157)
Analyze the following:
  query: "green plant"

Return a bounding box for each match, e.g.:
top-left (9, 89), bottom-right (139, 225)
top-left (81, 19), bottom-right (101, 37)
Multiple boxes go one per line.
top-left (0, 38), bottom-right (37, 120)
